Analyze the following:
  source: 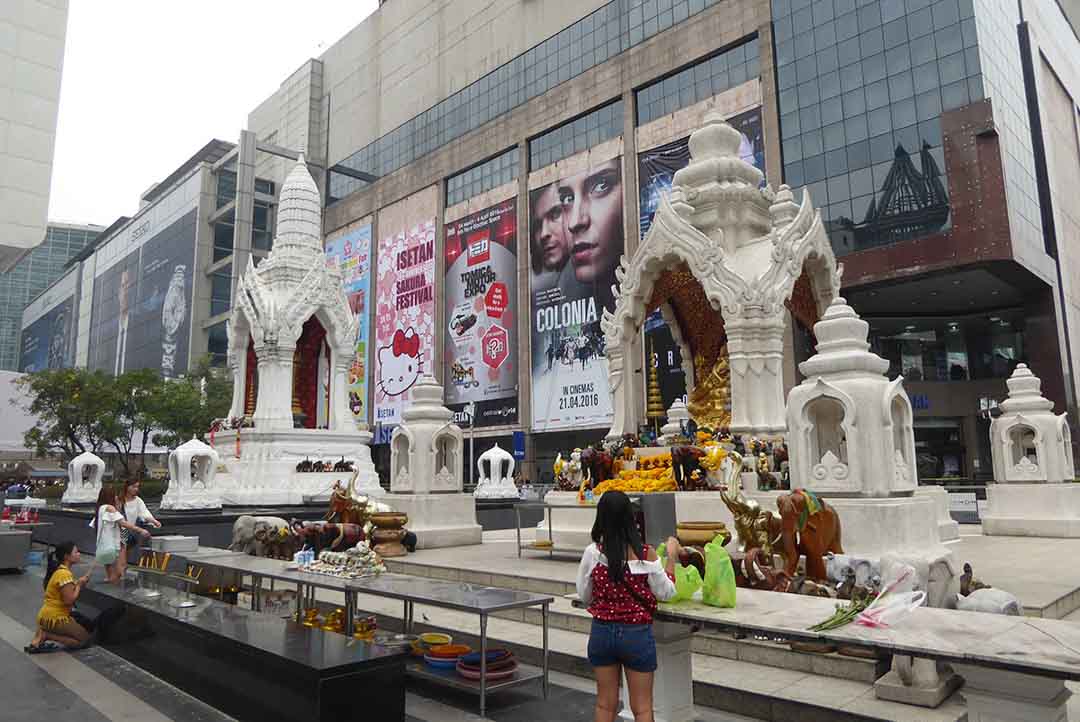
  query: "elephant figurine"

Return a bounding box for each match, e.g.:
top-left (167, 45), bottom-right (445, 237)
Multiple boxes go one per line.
top-left (230, 515), bottom-right (291, 557)
top-left (580, 446), bottom-right (614, 488)
top-left (333, 457), bottom-right (355, 473)
top-left (296, 458), bottom-right (314, 473)
top-left (290, 520), bottom-right (365, 554)
top-left (670, 446), bottom-right (707, 491)
top-left (775, 489), bottom-right (843, 581)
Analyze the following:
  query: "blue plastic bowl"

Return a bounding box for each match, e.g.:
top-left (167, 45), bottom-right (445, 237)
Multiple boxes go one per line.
top-left (459, 648), bottom-right (511, 666)
top-left (424, 654), bottom-right (459, 669)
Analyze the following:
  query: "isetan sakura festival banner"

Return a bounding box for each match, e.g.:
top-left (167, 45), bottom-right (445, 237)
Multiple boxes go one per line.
top-left (529, 157), bottom-right (625, 431)
top-left (374, 188), bottom-right (438, 432)
top-left (324, 222), bottom-right (372, 429)
top-left (443, 199), bottom-right (518, 427)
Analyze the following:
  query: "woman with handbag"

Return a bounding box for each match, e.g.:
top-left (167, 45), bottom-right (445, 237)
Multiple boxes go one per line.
top-left (94, 486), bottom-right (148, 583)
top-left (116, 478), bottom-right (161, 578)
top-left (576, 491), bottom-right (680, 722)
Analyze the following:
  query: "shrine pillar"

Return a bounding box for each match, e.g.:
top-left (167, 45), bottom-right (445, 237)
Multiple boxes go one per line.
top-left (725, 312), bottom-right (787, 438)
top-left (254, 343), bottom-right (296, 431)
top-left (329, 353), bottom-right (353, 432)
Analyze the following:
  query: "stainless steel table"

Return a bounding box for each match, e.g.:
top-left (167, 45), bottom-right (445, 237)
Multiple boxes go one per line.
top-left (347, 573), bottom-right (553, 716)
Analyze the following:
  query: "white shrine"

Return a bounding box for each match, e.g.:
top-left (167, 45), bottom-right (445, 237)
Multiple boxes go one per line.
top-left (785, 297), bottom-right (947, 559)
top-left (212, 155), bottom-right (380, 505)
top-left (161, 436), bottom-right (221, 510)
top-left (602, 112), bottom-right (841, 441)
top-left (473, 443), bottom-right (520, 499)
top-left (62, 450), bottom-right (105, 505)
top-left (388, 377), bottom-right (481, 548)
top-left (982, 364), bottom-right (1080, 537)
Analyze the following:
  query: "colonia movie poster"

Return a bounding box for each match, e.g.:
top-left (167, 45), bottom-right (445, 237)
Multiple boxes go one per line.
top-left (444, 199), bottom-right (519, 427)
top-left (325, 223), bottom-right (372, 429)
top-left (374, 190), bottom-right (437, 430)
top-left (637, 107), bottom-right (764, 410)
top-left (529, 157), bottom-right (624, 431)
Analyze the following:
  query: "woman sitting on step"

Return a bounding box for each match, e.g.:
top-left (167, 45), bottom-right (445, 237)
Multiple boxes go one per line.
top-left (576, 490), bottom-right (680, 722)
top-left (26, 541), bottom-right (91, 653)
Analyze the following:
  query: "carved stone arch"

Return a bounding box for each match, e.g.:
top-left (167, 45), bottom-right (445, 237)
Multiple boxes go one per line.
top-left (792, 378), bottom-right (860, 493)
top-left (390, 427), bottom-right (415, 492)
top-left (1059, 414), bottom-right (1075, 477)
top-left (757, 190), bottom-right (841, 317)
top-left (882, 379), bottom-right (917, 491)
top-left (603, 195), bottom-right (748, 439)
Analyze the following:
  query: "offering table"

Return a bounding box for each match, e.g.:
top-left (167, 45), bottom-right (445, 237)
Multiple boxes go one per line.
top-left (81, 574), bottom-right (408, 722)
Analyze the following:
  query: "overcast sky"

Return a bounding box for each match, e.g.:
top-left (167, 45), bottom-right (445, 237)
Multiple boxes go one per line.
top-left (47, 0), bottom-right (378, 227)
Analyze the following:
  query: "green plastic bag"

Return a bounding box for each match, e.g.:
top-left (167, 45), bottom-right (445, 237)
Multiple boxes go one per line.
top-left (701, 539), bottom-right (737, 608)
top-left (657, 545), bottom-right (702, 603)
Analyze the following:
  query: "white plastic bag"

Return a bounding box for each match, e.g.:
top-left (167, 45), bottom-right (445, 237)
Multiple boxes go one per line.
top-left (855, 563), bottom-right (925, 628)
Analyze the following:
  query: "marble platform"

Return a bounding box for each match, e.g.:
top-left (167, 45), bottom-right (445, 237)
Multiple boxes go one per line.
top-left (983, 483), bottom-right (1080, 538)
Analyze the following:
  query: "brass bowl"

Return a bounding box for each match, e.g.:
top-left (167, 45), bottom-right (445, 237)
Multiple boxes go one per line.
top-left (676, 521), bottom-right (732, 548)
top-left (370, 512), bottom-right (409, 529)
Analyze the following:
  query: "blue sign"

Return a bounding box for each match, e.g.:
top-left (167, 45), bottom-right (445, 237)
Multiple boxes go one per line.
top-left (911, 394), bottom-right (930, 411)
top-left (512, 431), bottom-right (526, 461)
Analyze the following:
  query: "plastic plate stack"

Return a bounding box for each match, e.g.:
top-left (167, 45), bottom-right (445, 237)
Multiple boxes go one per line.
top-left (424, 643), bottom-right (471, 669)
top-left (456, 648), bottom-right (517, 681)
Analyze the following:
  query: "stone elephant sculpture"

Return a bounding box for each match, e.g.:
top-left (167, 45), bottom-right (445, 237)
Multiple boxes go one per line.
top-left (230, 515), bottom-right (292, 557)
top-left (775, 489), bottom-right (843, 581)
top-left (290, 520), bottom-right (365, 554)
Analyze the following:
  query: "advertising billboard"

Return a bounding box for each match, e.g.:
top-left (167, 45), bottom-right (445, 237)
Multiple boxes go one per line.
top-left (325, 223), bottom-right (373, 429)
top-left (373, 188), bottom-right (438, 432)
top-left (19, 296), bottom-right (75, 372)
top-left (637, 107), bottom-right (764, 409)
top-left (443, 199), bottom-right (518, 427)
top-left (87, 210), bottom-right (197, 377)
top-left (528, 157), bottom-right (624, 431)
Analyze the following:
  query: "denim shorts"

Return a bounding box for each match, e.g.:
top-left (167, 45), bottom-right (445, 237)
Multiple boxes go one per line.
top-left (587, 620), bottom-right (657, 672)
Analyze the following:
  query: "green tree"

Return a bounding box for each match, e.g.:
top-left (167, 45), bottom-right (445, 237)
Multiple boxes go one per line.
top-left (147, 356), bottom-right (233, 449)
top-left (13, 368), bottom-right (115, 462)
top-left (101, 368), bottom-right (163, 479)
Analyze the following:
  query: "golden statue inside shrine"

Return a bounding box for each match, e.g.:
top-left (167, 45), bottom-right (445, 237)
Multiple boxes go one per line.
top-left (687, 345), bottom-right (732, 429)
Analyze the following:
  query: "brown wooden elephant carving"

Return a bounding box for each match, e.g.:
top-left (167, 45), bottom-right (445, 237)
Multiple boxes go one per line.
top-left (775, 489), bottom-right (843, 581)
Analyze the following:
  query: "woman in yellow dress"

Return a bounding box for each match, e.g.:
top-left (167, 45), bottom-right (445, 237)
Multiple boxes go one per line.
top-left (27, 541), bottom-right (91, 653)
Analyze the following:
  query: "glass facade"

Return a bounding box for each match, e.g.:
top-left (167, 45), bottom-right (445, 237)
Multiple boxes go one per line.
top-left (207, 320), bottom-right (228, 367)
top-left (213, 165), bottom-right (275, 262)
top-left (867, 309), bottom-right (1025, 381)
top-left (636, 38), bottom-right (761, 125)
top-left (529, 101), bottom-right (625, 170)
top-left (329, 0), bottom-right (732, 203)
top-left (0, 224), bottom-right (98, 370)
top-left (210, 265), bottom-right (232, 318)
top-left (773, 0), bottom-right (985, 256)
top-left (446, 149), bottom-right (519, 207)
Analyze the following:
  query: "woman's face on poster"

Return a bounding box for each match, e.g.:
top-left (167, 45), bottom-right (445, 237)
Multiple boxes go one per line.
top-left (558, 159), bottom-right (623, 285)
top-left (532, 184), bottom-right (569, 272)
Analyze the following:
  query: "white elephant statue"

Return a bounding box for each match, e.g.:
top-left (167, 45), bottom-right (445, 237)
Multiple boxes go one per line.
top-left (954, 588), bottom-right (1020, 616)
top-left (230, 515), bottom-right (290, 556)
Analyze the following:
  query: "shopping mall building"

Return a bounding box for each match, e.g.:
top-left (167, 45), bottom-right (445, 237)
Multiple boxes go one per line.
top-left (22, 0), bottom-right (1080, 485)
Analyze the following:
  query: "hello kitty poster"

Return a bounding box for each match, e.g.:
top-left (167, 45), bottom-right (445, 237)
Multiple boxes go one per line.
top-left (374, 207), bottom-right (436, 429)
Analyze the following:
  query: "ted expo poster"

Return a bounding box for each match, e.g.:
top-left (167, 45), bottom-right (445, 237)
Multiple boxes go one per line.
top-left (443, 199), bottom-right (518, 427)
top-left (528, 157), bottom-right (625, 431)
top-left (325, 223), bottom-right (372, 428)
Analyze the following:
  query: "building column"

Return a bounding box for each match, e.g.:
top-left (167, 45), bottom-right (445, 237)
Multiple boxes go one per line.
top-left (620, 89), bottom-right (645, 436)
top-left (516, 140), bottom-right (532, 442)
top-left (231, 130), bottom-right (257, 299)
top-left (329, 352), bottom-right (352, 432)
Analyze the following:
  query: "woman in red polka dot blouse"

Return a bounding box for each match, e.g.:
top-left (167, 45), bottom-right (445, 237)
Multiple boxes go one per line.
top-left (576, 490), bottom-right (680, 722)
